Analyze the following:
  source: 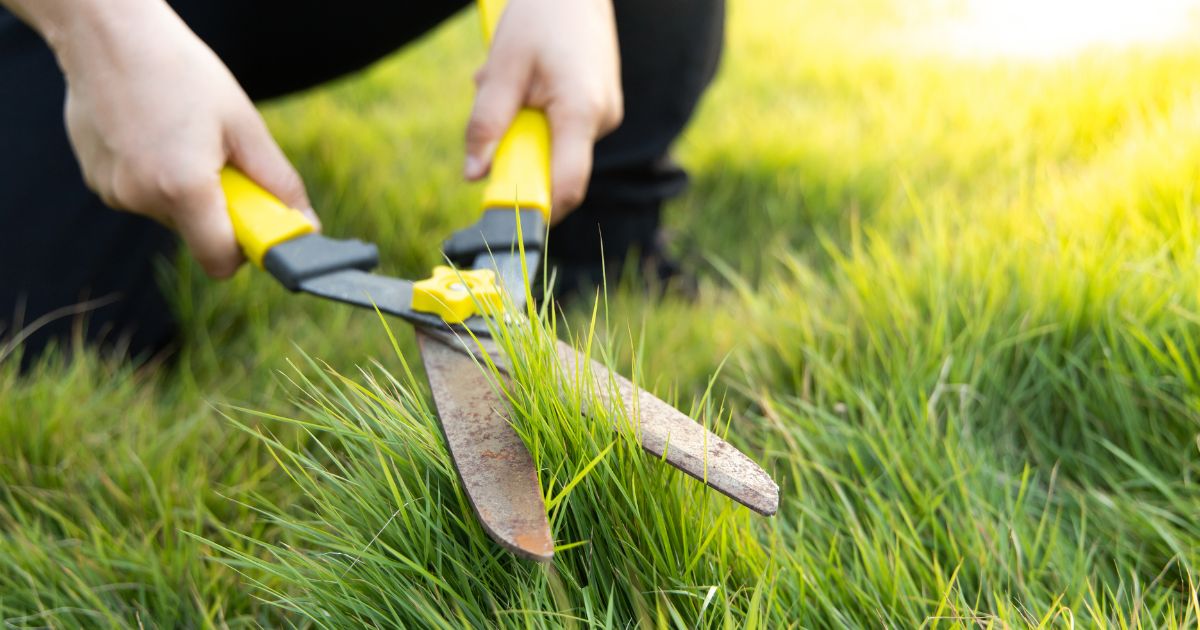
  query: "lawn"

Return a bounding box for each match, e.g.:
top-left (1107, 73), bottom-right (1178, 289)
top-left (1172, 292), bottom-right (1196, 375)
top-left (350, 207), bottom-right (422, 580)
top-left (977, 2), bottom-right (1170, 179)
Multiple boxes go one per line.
top-left (5, 0), bottom-right (1200, 626)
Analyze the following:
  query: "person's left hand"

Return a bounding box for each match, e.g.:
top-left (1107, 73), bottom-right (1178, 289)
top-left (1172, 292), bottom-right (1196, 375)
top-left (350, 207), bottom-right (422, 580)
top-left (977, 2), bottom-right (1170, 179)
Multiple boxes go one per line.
top-left (463, 0), bottom-right (623, 223)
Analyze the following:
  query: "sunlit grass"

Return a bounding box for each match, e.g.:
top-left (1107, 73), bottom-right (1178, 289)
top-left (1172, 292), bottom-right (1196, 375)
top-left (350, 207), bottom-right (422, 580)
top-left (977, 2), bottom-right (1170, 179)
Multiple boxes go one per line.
top-left (205, 305), bottom-right (770, 627)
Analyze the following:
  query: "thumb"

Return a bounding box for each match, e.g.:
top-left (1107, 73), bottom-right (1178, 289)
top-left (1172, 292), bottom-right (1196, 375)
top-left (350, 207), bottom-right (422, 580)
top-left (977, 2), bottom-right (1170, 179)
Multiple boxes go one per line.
top-left (464, 58), bottom-right (530, 181)
top-left (225, 109), bottom-right (319, 230)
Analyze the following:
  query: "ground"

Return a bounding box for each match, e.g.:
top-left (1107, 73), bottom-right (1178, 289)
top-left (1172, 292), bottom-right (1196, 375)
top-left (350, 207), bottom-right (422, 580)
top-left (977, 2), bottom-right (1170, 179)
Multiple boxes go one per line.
top-left (4, 0), bottom-right (1200, 626)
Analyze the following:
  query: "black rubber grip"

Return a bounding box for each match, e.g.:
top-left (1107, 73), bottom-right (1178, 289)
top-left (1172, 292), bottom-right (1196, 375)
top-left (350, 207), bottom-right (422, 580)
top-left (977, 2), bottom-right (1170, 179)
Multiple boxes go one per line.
top-left (262, 233), bottom-right (379, 291)
top-left (442, 208), bottom-right (545, 265)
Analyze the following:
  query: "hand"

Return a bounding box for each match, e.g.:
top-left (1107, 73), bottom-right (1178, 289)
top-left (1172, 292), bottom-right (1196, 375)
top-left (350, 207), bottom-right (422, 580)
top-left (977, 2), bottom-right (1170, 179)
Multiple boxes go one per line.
top-left (463, 0), bottom-right (623, 222)
top-left (49, 0), bottom-right (316, 278)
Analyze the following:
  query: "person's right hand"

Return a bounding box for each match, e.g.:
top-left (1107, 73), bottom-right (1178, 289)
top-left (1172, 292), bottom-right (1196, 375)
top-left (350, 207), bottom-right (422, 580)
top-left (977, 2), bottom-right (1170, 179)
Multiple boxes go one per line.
top-left (49, 0), bottom-right (316, 278)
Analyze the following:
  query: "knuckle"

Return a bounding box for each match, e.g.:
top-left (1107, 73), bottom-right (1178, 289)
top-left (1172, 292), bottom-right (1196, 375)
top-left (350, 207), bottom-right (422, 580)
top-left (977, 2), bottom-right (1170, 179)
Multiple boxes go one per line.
top-left (207, 260), bottom-right (241, 280)
top-left (197, 247), bottom-right (242, 279)
top-left (81, 167), bottom-right (117, 209)
top-left (108, 157), bottom-right (215, 212)
top-left (108, 164), bottom-right (149, 210)
top-left (559, 99), bottom-right (595, 124)
top-left (606, 96), bottom-right (625, 131)
top-left (557, 181), bottom-right (587, 210)
top-left (585, 92), bottom-right (608, 117)
top-left (582, 87), bottom-right (611, 116)
top-left (465, 115), bottom-right (503, 145)
top-left (275, 166), bottom-right (307, 205)
top-left (154, 169), bottom-right (216, 205)
top-left (96, 187), bottom-right (121, 211)
top-left (557, 91), bottom-right (609, 129)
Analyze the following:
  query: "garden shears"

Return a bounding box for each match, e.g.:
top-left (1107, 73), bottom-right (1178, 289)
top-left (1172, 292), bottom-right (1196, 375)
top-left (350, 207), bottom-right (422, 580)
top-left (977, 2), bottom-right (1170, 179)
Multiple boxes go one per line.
top-left (218, 0), bottom-right (779, 562)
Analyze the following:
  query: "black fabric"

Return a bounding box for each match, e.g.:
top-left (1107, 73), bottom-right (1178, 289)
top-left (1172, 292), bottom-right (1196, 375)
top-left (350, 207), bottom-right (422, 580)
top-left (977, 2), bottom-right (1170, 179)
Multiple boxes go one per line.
top-left (0, 0), bottom-right (724, 368)
top-left (551, 0), bottom-right (725, 267)
top-left (170, 0), bottom-right (472, 101)
top-left (0, 12), bottom-right (180, 368)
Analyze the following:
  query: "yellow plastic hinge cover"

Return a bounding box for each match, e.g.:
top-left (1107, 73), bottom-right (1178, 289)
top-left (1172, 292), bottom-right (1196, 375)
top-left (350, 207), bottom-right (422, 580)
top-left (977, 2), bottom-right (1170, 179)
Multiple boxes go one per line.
top-left (411, 266), bottom-right (504, 324)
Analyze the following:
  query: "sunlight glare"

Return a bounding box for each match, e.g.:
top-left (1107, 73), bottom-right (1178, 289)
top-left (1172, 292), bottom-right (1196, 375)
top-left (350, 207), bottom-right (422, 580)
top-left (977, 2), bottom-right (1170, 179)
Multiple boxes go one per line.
top-left (939, 0), bottom-right (1200, 58)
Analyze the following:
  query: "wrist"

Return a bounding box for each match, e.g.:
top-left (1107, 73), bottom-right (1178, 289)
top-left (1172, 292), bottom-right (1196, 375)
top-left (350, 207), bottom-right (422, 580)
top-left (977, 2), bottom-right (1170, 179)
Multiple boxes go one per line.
top-left (39, 0), bottom-right (176, 74)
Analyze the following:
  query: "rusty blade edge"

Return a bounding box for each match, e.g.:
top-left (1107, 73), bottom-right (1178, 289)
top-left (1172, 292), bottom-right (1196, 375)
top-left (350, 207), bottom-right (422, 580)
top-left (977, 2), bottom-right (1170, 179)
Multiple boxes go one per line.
top-left (554, 340), bottom-right (780, 517)
top-left (415, 330), bottom-right (554, 562)
top-left (422, 329), bottom-right (780, 517)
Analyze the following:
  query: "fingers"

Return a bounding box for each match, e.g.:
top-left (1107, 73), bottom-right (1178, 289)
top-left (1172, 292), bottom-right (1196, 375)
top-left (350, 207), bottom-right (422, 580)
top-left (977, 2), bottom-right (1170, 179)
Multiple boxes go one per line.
top-left (225, 108), bottom-right (320, 230)
top-left (545, 103), bottom-right (596, 222)
top-left (100, 156), bottom-right (244, 278)
top-left (172, 175), bottom-right (245, 279)
top-left (464, 49), bottom-right (532, 180)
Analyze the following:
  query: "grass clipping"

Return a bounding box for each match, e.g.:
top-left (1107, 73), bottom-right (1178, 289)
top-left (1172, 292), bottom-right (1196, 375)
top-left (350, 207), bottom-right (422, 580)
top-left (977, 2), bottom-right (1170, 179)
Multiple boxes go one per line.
top-left (208, 304), bottom-right (773, 628)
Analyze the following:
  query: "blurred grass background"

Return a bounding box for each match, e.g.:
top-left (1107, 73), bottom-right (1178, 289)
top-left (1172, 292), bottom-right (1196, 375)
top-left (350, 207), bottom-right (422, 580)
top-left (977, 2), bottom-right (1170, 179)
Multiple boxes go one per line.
top-left (6, 0), bottom-right (1200, 625)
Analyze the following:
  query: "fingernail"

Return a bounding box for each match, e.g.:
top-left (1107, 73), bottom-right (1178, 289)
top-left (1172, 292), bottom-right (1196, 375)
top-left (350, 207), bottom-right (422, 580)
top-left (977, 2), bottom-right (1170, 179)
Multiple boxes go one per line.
top-left (303, 208), bottom-right (322, 231)
top-left (464, 155), bottom-right (484, 179)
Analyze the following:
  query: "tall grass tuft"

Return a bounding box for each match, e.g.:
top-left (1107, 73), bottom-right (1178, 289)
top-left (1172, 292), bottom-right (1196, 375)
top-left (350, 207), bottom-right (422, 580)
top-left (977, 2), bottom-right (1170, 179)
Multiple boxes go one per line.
top-left (209, 303), bottom-right (777, 627)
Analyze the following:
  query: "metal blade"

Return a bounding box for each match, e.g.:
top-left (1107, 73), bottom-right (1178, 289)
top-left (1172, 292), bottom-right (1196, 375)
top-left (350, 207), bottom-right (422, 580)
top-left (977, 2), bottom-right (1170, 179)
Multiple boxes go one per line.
top-left (415, 330), bottom-right (554, 562)
top-left (552, 340), bottom-right (780, 516)
top-left (473, 250), bottom-right (540, 314)
top-left (299, 269), bottom-right (491, 335)
top-left (422, 330), bottom-right (780, 516)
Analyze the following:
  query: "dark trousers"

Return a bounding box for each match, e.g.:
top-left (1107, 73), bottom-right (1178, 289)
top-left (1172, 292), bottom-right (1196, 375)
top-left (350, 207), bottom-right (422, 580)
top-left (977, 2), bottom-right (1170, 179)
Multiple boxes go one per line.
top-left (0, 0), bottom-right (723, 367)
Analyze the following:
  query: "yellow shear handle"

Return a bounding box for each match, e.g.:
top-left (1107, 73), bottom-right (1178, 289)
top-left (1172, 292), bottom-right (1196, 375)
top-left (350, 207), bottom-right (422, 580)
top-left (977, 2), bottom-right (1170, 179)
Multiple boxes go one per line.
top-left (219, 167), bottom-right (315, 267)
top-left (477, 0), bottom-right (552, 220)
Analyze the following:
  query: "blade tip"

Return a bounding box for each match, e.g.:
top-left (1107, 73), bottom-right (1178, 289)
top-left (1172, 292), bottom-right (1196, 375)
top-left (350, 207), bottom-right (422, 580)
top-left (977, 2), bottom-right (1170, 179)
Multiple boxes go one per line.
top-left (748, 482), bottom-right (781, 517)
top-left (506, 531), bottom-right (555, 563)
top-left (753, 495), bottom-right (780, 517)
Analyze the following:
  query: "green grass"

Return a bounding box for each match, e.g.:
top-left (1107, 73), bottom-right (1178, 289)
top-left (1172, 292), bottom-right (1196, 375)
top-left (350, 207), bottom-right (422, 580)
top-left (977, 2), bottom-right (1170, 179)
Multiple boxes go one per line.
top-left (5, 0), bottom-right (1200, 625)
